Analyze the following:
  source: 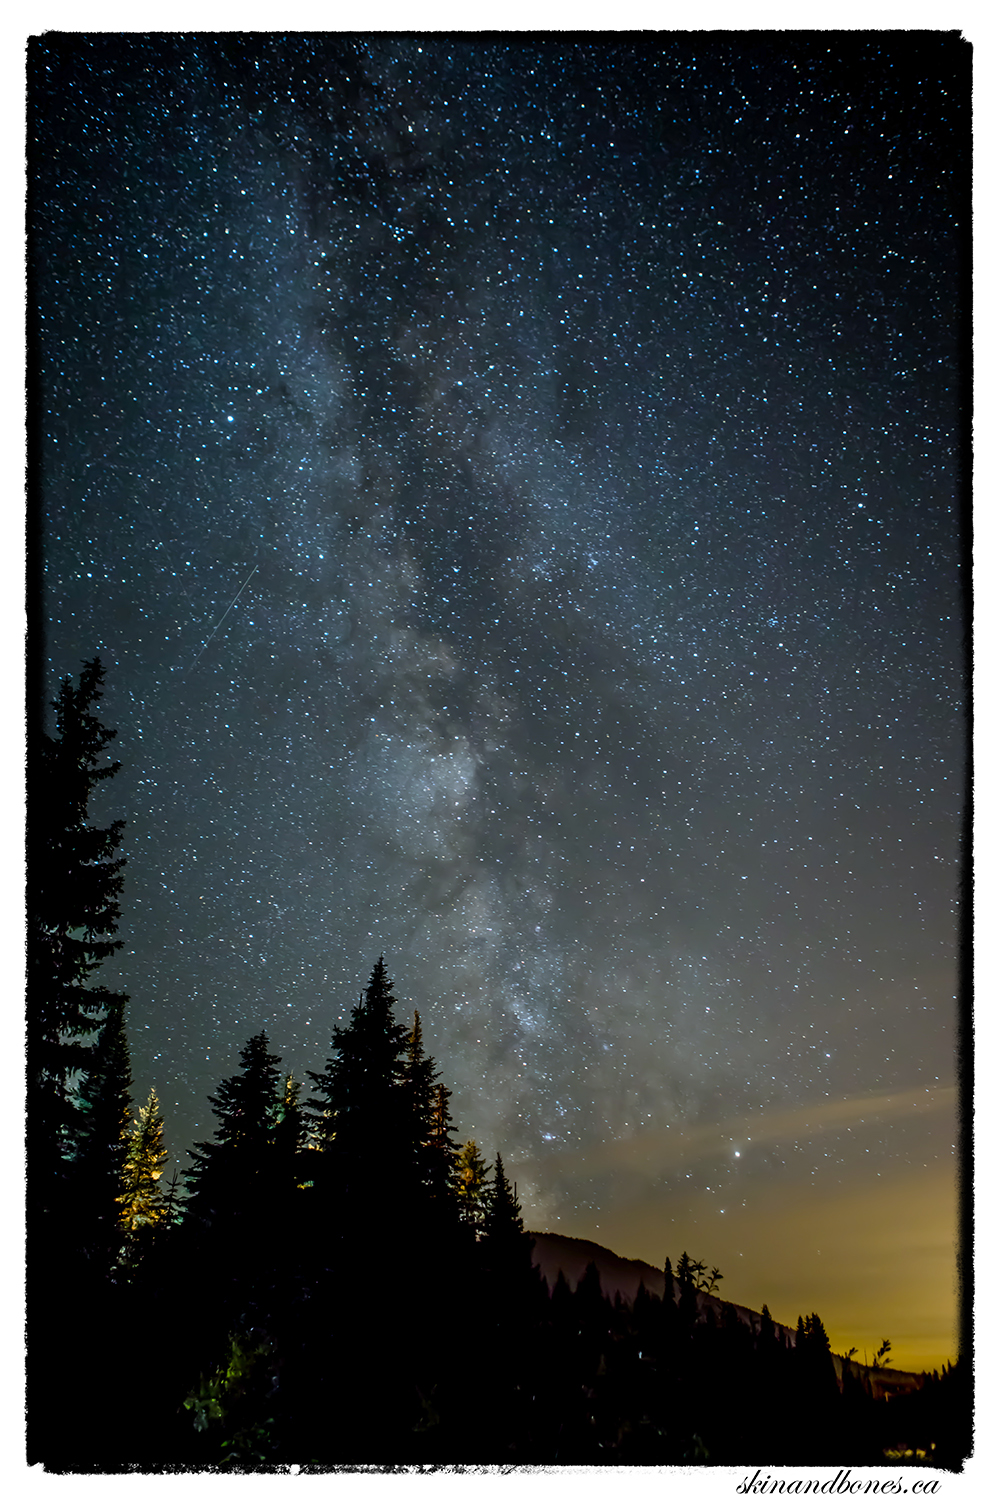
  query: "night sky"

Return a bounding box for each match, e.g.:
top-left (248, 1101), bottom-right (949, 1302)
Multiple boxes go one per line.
top-left (30, 32), bottom-right (968, 1373)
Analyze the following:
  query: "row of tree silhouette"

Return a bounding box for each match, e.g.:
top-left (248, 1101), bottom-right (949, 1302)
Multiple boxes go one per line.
top-left (175, 971), bottom-right (526, 1255)
top-left (27, 660), bottom-right (967, 1469)
top-left (27, 659), bottom-right (525, 1270)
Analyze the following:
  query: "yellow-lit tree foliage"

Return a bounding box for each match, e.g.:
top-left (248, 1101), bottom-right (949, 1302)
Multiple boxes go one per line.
top-left (119, 1087), bottom-right (168, 1234)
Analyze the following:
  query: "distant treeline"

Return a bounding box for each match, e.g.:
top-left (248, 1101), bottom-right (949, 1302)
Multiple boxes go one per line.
top-left (26, 661), bottom-right (971, 1469)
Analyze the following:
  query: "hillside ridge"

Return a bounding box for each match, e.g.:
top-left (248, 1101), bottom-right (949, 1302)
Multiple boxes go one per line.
top-left (528, 1229), bottom-right (927, 1391)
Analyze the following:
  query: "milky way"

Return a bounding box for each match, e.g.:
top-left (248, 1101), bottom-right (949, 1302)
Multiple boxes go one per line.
top-left (31, 34), bottom-right (967, 1269)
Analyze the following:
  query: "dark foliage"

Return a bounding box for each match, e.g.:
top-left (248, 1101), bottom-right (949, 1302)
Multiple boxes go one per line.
top-left (25, 671), bottom-right (971, 1470)
top-left (70, 996), bottom-right (133, 1273)
top-left (26, 660), bottom-right (137, 1470)
top-left (30, 968), bottom-right (973, 1471)
top-left (27, 657), bottom-right (128, 1213)
top-left (185, 1031), bottom-right (284, 1226)
top-left (304, 955), bottom-right (412, 1231)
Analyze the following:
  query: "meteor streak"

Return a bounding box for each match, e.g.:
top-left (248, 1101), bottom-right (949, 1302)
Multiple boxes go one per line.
top-left (181, 563), bottom-right (258, 678)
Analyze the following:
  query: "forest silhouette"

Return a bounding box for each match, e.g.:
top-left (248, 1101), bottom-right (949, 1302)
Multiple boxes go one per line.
top-left (26, 661), bottom-right (971, 1470)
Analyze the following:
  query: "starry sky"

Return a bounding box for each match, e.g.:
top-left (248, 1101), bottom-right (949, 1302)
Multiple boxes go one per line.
top-left (29, 31), bottom-right (968, 1373)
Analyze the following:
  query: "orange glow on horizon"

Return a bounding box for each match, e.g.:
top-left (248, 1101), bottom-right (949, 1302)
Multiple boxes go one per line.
top-left (558, 1160), bottom-right (960, 1375)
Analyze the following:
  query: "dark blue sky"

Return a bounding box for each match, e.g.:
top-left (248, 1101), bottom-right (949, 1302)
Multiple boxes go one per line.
top-left (30, 32), bottom-right (968, 1367)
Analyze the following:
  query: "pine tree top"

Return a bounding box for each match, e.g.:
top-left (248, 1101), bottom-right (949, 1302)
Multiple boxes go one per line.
top-left (364, 955), bottom-right (394, 1007)
top-left (192, 1031), bottom-right (282, 1163)
top-left (485, 1151), bottom-right (525, 1242)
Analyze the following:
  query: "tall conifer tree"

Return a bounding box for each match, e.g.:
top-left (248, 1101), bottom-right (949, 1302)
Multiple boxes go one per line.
top-left (27, 657), bottom-right (127, 1210)
top-left (26, 656), bottom-right (128, 1474)
top-left (427, 1082), bottom-right (460, 1203)
top-left (186, 1032), bottom-right (283, 1229)
top-left (401, 1010), bottom-right (438, 1188)
top-left (71, 996), bottom-right (133, 1270)
top-left (305, 957), bottom-right (410, 1222)
top-left (483, 1151), bottom-right (526, 1259)
top-left (119, 1086), bottom-right (169, 1236)
top-left (455, 1139), bottom-right (492, 1233)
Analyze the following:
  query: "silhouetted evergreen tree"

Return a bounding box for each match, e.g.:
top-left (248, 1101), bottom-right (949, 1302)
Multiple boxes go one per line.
top-left (185, 1031), bottom-right (283, 1230)
top-left (30, 989), bottom-right (135, 1469)
top-left (31, 996), bottom-right (135, 1472)
top-left (659, 1252), bottom-right (679, 1356)
top-left (26, 665), bottom-right (129, 1474)
top-left (575, 1258), bottom-right (604, 1313)
top-left (290, 967), bottom-right (488, 1461)
top-left (161, 1032), bottom-right (287, 1432)
top-left (631, 1278), bottom-right (658, 1349)
top-left (305, 957), bottom-right (410, 1228)
top-left (427, 1082), bottom-right (460, 1205)
top-left (798, 1311), bottom-right (836, 1391)
top-left (161, 1168), bottom-right (184, 1226)
top-left (402, 1010), bottom-right (435, 1118)
top-left (550, 1266), bottom-right (573, 1319)
top-left (470, 1152), bottom-right (544, 1459)
top-left (27, 657), bottom-right (127, 1217)
top-left (806, 1311), bottom-right (831, 1352)
top-left (400, 1009), bottom-right (443, 1199)
top-left (71, 996), bottom-right (133, 1274)
top-left (482, 1151), bottom-right (524, 1257)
